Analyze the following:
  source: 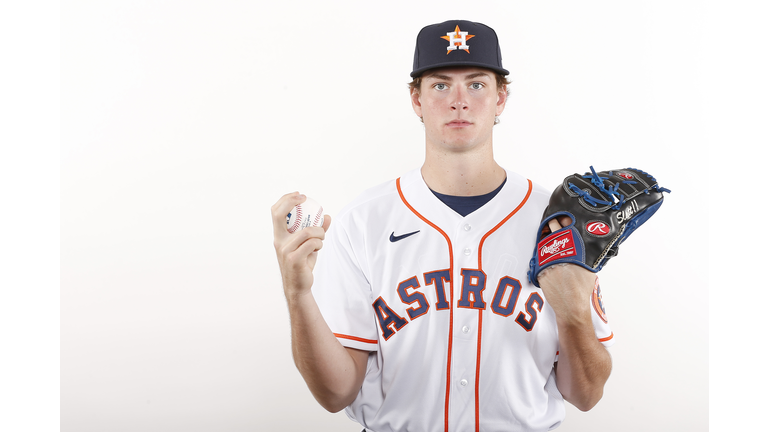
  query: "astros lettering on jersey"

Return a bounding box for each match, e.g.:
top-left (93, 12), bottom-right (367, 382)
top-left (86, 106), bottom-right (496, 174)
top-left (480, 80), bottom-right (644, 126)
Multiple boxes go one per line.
top-left (312, 169), bottom-right (614, 432)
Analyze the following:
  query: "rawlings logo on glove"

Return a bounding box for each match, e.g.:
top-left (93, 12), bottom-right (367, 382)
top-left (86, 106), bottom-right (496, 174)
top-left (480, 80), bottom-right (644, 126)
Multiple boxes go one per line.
top-left (539, 232), bottom-right (576, 264)
top-left (527, 166), bottom-right (670, 287)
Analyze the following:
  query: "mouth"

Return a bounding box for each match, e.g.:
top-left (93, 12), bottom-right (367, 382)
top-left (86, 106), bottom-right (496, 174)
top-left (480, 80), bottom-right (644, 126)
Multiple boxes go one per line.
top-left (446, 120), bottom-right (472, 128)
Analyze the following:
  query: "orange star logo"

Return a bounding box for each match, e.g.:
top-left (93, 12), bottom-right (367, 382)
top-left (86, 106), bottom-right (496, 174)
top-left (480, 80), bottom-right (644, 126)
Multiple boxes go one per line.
top-left (441, 25), bottom-right (475, 54)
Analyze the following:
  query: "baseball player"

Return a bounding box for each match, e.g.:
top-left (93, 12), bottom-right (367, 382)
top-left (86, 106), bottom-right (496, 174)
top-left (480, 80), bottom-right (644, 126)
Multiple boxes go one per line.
top-left (271, 20), bottom-right (614, 432)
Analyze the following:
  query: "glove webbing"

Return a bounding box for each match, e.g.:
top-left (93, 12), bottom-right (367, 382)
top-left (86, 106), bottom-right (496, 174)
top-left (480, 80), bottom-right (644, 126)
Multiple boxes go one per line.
top-left (569, 166), bottom-right (637, 210)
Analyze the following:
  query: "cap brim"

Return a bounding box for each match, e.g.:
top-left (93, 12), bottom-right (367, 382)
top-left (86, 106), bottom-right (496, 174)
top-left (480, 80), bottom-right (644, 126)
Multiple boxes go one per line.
top-left (411, 62), bottom-right (510, 78)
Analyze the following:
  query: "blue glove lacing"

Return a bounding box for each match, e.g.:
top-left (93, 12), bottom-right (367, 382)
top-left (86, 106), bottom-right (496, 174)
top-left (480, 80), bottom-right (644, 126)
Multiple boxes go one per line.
top-left (569, 166), bottom-right (671, 210)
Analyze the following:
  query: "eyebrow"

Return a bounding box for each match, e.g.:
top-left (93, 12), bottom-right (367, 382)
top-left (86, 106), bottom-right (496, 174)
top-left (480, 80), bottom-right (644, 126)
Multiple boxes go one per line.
top-left (424, 72), bottom-right (492, 81)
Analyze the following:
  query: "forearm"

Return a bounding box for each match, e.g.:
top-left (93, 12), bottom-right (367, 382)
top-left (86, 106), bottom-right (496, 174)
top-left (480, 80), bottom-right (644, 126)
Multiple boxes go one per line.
top-left (537, 260), bottom-right (612, 411)
top-left (286, 290), bottom-right (367, 412)
top-left (554, 315), bottom-right (612, 411)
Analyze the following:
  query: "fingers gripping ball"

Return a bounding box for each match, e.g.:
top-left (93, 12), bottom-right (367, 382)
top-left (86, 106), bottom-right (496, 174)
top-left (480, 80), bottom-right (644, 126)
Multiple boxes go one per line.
top-left (527, 166), bottom-right (671, 287)
top-left (286, 196), bottom-right (324, 233)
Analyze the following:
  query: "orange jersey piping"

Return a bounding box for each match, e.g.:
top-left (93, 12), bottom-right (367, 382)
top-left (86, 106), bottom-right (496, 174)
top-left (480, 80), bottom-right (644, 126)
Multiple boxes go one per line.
top-left (333, 333), bottom-right (378, 345)
top-left (598, 333), bottom-right (614, 343)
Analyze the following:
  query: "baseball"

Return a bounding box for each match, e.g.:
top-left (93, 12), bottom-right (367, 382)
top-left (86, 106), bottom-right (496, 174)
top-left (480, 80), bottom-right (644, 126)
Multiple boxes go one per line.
top-left (286, 196), bottom-right (324, 233)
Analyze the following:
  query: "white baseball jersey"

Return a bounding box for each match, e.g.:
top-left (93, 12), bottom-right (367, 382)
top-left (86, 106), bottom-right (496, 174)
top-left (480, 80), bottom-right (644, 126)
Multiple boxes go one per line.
top-left (312, 168), bottom-right (614, 432)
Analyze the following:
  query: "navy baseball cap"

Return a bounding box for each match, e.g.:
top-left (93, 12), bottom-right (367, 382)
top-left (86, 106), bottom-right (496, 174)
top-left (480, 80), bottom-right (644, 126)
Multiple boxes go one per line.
top-left (411, 20), bottom-right (509, 78)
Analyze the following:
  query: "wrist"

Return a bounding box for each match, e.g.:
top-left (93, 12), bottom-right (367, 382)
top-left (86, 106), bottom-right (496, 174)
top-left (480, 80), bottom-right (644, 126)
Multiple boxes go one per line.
top-left (284, 285), bottom-right (314, 304)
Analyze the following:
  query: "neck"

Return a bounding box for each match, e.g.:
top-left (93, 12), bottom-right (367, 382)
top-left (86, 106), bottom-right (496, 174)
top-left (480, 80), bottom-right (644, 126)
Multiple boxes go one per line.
top-left (421, 142), bottom-right (505, 196)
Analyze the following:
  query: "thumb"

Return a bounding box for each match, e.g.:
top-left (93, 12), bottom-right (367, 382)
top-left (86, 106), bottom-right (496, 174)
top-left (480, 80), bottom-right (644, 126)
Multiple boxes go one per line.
top-left (322, 214), bottom-right (332, 232)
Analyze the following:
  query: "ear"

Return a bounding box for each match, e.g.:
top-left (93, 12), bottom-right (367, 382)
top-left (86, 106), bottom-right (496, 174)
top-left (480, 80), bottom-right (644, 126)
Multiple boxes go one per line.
top-left (496, 85), bottom-right (508, 116)
top-left (410, 87), bottom-right (423, 118)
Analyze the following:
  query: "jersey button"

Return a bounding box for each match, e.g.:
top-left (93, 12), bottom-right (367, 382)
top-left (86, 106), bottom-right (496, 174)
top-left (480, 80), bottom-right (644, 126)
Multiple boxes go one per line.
top-left (462, 326), bottom-right (470, 334)
top-left (463, 224), bottom-right (471, 231)
top-left (463, 247), bottom-right (471, 256)
top-left (460, 379), bottom-right (468, 387)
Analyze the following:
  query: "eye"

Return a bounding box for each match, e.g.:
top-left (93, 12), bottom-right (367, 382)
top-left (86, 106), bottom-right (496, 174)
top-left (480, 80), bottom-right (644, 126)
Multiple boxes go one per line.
top-left (433, 83), bottom-right (448, 91)
top-left (470, 82), bottom-right (484, 90)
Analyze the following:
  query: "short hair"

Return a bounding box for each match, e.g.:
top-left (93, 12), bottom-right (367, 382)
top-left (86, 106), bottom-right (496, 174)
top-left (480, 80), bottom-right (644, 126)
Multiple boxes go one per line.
top-left (408, 71), bottom-right (511, 96)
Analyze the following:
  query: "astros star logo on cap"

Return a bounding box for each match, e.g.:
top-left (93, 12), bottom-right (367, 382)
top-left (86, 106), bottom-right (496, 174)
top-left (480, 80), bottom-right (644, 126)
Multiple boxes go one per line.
top-left (410, 20), bottom-right (509, 77)
top-left (441, 25), bottom-right (475, 54)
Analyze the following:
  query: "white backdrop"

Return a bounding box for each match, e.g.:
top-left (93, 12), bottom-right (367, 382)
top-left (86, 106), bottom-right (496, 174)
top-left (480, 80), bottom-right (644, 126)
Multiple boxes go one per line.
top-left (57, 1), bottom-right (714, 431)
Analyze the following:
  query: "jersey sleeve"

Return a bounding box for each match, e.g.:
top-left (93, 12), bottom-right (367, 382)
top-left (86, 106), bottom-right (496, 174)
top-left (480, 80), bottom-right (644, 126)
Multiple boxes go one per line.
top-left (591, 277), bottom-right (614, 347)
top-left (311, 217), bottom-right (379, 352)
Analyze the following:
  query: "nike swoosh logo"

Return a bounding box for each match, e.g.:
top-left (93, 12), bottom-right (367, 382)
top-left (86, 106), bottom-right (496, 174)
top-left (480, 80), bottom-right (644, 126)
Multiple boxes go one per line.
top-left (390, 230), bottom-right (420, 242)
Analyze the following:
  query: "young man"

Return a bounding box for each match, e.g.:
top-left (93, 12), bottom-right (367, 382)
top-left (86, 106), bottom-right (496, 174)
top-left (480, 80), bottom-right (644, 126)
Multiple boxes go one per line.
top-left (271, 20), bottom-right (613, 432)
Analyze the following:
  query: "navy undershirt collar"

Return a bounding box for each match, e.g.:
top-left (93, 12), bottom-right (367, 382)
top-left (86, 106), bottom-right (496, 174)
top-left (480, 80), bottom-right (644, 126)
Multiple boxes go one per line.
top-left (430, 178), bottom-right (507, 217)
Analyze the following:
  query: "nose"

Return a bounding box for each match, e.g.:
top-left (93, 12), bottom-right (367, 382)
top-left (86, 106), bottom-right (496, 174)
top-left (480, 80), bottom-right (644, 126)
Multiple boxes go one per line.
top-left (450, 87), bottom-right (469, 111)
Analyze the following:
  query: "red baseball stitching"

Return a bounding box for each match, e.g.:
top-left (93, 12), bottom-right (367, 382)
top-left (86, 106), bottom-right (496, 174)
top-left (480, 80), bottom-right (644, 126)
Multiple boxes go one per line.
top-left (289, 206), bottom-right (303, 233)
top-left (313, 207), bottom-right (323, 227)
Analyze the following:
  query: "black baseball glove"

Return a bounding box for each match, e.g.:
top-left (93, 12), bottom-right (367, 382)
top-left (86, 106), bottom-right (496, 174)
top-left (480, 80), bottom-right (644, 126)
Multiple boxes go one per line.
top-left (528, 166), bottom-right (670, 287)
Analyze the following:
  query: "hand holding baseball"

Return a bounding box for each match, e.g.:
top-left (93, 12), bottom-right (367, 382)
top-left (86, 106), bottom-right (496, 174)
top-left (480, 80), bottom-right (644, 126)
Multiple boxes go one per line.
top-left (271, 192), bottom-right (332, 299)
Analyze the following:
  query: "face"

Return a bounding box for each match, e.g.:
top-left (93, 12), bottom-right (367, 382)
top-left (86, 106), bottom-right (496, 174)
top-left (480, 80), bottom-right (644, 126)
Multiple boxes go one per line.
top-left (411, 67), bottom-right (507, 153)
